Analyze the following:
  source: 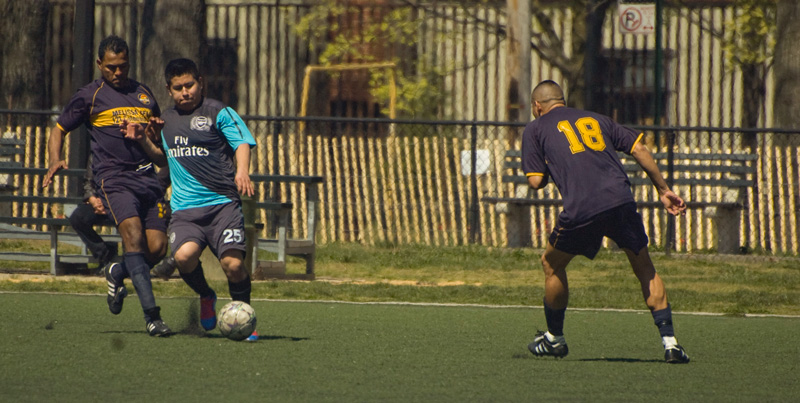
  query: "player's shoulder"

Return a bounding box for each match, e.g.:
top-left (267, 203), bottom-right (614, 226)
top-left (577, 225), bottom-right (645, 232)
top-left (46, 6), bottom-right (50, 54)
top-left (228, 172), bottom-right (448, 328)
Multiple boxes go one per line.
top-left (202, 97), bottom-right (227, 111)
top-left (130, 79), bottom-right (156, 94)
top-left (127, 80), bottom-right (159, 108)
top-left (74, 79), bottom-right (104, 96)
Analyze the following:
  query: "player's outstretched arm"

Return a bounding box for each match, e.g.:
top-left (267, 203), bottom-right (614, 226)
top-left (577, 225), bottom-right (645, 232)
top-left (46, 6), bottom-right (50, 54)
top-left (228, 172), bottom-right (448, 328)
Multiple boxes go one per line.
top-left (631, 142), bottom-right (686, 216)
top-left (121, 118), bottom-right (167, 167)
top-left (526, 170), bottom-right (550, 189)
top-left (43, 126), bottom-right (68, 188)
top-left (234, 144), bottom-right (254, 197)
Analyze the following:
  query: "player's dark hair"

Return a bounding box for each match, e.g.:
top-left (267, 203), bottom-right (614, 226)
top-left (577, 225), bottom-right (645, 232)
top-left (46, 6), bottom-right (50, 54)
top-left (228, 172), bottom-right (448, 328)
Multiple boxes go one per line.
top-left (97, 35), bottom-right (129, 60)
top-left (164, 58), bottom-right (201, 85)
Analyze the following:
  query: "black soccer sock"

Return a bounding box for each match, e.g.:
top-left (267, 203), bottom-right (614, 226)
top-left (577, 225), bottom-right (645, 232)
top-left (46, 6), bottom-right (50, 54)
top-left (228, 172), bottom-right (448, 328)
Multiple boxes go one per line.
top-left (110, 259), bottom-right (129, 283)
top-left (652, 304), bottom-right (675, 337)
top-left (144, 306), bottom-right (162, 322)
top-left (179, 262), bottom-right (214, 298)
top-left (124, 252), bottom-right (157, 314)
top-left (543, 297), bottom-right (566, 336)
top-left (228, 274), bottom-right (252, 304)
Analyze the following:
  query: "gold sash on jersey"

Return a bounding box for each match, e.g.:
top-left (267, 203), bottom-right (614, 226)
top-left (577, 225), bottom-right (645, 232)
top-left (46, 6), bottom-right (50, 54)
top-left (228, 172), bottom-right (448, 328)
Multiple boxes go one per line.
top-left (90, 107), bottom-right (152, 127)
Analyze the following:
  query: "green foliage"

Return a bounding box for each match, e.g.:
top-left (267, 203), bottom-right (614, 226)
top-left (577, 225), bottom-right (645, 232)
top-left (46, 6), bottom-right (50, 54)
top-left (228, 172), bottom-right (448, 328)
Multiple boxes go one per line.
top-left (723, 0), bottom-right (777, 68)
top-left (292, 0), bottom-right (447, 119)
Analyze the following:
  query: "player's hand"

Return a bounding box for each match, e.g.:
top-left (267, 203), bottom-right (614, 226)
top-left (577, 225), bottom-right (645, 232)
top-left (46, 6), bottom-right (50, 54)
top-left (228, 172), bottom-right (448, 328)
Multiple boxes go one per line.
top-left (88, 195), bottom-right (106, 215)
top-left (660, 190), bottom-right (686, 216)
top-left (235, 172), bottom-right (254, 197)
top-left (145, 117), bottom-right (165, 142)
top-left (120, 119), bottom-right (145, 141)
top-left (42, 160), bottom-right (68, 188)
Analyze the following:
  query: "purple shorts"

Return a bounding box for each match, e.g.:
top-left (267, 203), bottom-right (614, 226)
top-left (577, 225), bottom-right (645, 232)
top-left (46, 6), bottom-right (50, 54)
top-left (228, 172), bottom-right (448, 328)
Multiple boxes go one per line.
top-left (98, 170), bottom-right (168, 233)
top-left (168, 201), bottom-right (246, 259)
top-left (549, 202), bottom-right (649, 259)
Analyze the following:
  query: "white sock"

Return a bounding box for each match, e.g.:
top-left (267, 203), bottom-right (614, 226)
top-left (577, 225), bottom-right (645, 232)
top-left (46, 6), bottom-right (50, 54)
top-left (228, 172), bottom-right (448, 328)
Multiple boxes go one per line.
top-left (662, 336), bottom-right (678, 349)
top-left (546, 331), bottom-right (565, 344)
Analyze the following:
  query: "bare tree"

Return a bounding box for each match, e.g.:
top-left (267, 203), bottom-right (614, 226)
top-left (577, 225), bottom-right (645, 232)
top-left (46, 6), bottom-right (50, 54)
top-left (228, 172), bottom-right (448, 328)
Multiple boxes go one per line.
top-left (140, 0), bottom-right (206, 108)
top-left (773, 0), bottom-right (800, 128)
top-left (0, 0), bottom-right (49, 126)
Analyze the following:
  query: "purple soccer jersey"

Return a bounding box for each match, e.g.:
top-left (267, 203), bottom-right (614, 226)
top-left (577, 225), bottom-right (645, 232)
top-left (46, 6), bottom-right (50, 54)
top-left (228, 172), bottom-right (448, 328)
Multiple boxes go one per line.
top-left (521, 106), bottom-right (643, 225)
top-left (56, 78), bottom-right (161, 181)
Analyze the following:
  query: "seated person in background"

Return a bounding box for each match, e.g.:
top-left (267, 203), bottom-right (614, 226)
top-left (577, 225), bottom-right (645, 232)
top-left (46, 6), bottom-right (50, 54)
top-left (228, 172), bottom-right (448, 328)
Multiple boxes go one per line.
top-left (68, 157), bottom-right (118, 272)
top-left (150, 166), bottom-right (178, 280)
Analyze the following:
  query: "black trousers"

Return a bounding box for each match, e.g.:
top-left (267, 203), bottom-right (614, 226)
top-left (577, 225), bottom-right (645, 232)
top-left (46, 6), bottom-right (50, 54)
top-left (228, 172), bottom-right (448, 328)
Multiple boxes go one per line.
top-left (68, 203), bottom-right (117, 263)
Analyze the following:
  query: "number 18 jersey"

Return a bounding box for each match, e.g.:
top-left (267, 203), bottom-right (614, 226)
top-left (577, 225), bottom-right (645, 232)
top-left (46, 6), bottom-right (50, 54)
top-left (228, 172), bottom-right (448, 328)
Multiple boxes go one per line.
top-left (521, 106), bottom-right (642, 225)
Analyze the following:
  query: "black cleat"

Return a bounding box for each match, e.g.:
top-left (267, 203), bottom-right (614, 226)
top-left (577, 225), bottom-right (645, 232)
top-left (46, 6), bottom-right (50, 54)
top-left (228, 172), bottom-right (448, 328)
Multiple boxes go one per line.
top-left (665, 345), bottom-right (690, 364)
top-left (146, 319), bottom-right (173, 337)
top-left (528, 331), bottom-right (569, 358)
top-left (104, 263), bottom-right (127, 315)
top-left (150, 256), bottom-right (177, 280)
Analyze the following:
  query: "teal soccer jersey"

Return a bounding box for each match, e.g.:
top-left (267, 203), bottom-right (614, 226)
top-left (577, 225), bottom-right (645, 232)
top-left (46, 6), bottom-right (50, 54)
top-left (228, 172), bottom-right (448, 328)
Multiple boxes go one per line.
top-left (159, 98), bottom-right (256, 212)
top-left (521, 106), bottom-right (642, 225)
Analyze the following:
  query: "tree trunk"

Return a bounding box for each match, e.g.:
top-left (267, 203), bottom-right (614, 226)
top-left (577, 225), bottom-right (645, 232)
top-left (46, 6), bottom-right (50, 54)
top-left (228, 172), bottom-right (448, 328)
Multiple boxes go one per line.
top-left (140, 0), bottom-right (206, 108)
top-left (506, 0), bottom-right (531, 148)
top-left (0, 0), bottom-right (49, 126)
top-left (774, 0), bottom-right (800, 128)
top-left (773, 0), bottom-right (800, 252)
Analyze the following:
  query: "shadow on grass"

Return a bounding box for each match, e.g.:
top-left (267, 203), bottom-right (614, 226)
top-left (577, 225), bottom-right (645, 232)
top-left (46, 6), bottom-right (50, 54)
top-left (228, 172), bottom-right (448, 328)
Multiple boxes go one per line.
top-left (176, 331), bottom-right (310, 342)
top-left (512, 353), bottom-right (661, 363)
top-left (578, 358), bottom-right (662, 363)
top-left (100, 329), bottom-right (310, 342)
top-left (250, 335), bottom-right (310, 342)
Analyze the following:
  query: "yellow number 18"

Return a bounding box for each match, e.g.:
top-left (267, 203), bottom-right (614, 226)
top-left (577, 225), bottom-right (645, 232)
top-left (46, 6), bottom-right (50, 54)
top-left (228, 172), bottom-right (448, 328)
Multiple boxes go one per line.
top-left (557, 117), bottom-right (606, 154)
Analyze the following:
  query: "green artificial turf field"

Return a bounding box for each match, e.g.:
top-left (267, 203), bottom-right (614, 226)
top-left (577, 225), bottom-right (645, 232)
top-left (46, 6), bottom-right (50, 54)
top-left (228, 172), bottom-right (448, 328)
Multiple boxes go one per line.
top-left (0, 292), bottom-right (797, 402)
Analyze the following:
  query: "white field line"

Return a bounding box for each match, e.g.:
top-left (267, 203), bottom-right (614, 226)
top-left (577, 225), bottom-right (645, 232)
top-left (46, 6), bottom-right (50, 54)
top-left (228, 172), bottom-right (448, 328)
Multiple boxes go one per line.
top-left (1, 290), bottom-right (798, 319)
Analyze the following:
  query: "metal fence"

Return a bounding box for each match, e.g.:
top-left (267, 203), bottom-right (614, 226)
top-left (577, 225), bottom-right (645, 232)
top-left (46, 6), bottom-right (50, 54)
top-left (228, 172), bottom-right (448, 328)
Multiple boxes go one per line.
top-left (3, 113), bottom-right (800, 255)
top-left (31, 0), bottom-right (775, 128)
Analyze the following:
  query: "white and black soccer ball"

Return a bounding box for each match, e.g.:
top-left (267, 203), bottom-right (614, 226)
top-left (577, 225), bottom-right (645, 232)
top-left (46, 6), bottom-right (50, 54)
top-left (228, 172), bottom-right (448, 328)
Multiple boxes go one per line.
top-left (217, 301), bottom-right (257, 341)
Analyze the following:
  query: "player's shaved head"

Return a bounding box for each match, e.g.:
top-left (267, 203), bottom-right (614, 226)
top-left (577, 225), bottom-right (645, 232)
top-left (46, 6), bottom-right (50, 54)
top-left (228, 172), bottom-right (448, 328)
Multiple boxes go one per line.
top-left (531, 80), bottom-right (566, 118)
top-left (532, 80), bottom-right (565, 105)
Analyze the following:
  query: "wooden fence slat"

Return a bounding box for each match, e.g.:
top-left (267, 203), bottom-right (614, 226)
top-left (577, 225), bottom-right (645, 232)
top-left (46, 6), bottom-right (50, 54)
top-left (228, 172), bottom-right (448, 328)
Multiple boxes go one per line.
top-left (414, 138), bottom-right (429, 245)
top-left (435, 136), bottom-right (452, 246)
top-left (322, 135), bottom-right (334, 243)
top-left (368, 137), bottom-right (383, 244)
top-left (333, 136), bottom-right (345, 242)
top-left (394, 136), bottom-right (410, 244)
top-left (373, 136), bottom-right (387, 244)
top-left (386, 136), bottom-right (401, 244)
top-left (455, 138), bottom-right (468, 243)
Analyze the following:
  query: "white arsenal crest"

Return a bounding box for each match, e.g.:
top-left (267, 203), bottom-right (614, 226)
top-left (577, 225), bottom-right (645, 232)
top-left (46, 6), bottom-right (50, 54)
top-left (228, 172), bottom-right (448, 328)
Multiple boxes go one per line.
top-left (190, 116), bottom-right (212, 132)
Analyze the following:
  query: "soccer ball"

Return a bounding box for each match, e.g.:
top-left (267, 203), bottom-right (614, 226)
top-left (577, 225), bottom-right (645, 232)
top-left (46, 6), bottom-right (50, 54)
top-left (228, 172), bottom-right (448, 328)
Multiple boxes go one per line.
top-left (217, 301), bottom-right (257, 341)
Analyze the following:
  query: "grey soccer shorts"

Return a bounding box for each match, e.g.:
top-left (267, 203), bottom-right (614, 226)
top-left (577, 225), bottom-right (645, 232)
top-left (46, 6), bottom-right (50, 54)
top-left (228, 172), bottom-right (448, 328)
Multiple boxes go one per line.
top-left (168, 201), bottom-right (247, 259)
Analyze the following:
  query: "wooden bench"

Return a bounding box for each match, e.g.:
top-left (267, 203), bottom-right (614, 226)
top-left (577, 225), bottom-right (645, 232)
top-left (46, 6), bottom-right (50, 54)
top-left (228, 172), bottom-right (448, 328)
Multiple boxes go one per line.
top-left (0, 212), bottom-right (121, 274)
top-left (0, 167), bottom-right (323, 278)
top-left (482, 149), bottom-right (758, 253)
top-left (249, 174), bottom-right (323, 280)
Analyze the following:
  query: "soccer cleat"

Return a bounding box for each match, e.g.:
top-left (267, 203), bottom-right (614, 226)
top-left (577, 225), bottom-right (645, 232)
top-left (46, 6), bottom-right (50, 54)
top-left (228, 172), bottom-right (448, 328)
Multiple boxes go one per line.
top-left (528, 330), bottom-right (569, 358)
top-left (245, 331), bottom-right (259, 342)
top-left (200, 291), bottom-right (217, 331)
top-left (665, 345), bottom-right (690, 364)
top-left (146, 319), bottom-right (173, 337)
top-left (104, 262), bottom-right (127, 315)
top-left (150, 256), bottom-right (177, 280)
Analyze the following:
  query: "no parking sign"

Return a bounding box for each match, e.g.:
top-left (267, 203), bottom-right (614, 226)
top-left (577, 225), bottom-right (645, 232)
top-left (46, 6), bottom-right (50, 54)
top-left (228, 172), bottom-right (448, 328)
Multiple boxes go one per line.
top-left (618, 1), bottom-right (656, 35)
